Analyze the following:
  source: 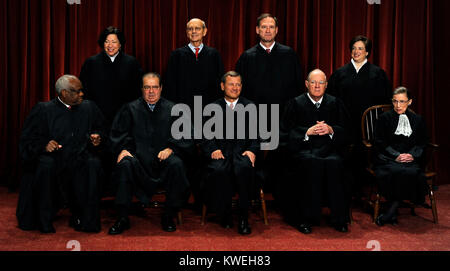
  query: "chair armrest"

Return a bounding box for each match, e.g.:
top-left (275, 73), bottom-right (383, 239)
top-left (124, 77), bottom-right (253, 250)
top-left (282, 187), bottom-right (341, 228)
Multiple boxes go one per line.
top-left (362, 140), bottom-right (372, 149)
top-left (427, 142), bottom-right (439, 149)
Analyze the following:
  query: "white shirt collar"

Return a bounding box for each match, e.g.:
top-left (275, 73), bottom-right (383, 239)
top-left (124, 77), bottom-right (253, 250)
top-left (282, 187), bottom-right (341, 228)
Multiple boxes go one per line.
top-left (351, 58), bottom-right (368, 73)
top-left (224, 98), bottom-right (238, 109)
top-left (57, 96), bottom-right (71, 108)
top-left (260, 42), bottom-right (275, 52)
top-left (306, 93), bottom-right (323, 106)
top-left (188, 43), bottom-right (204, 54)
top-left (109, 51), bottom-right (120, 62)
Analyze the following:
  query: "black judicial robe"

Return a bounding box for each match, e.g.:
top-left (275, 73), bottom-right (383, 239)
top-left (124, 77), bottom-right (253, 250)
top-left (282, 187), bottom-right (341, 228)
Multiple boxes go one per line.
top-left (110, 97), bottom-right (194, 208)
top-left (17, 98), bottom-right (106, 230)
top-left (110, 97), bottom-right (194, 177)
top-left (80, 50), bottom-right (143, 126)
top-left (373, 109), bottom-right (428, 202)
top-left (280, 93), bottom-right (350, 224)
top-left (164, 45), bottom-right (224, 107)
top-left (328, 62), bottom-right (391, 142)
top-left (235, 42), bottom-right (302, 111)
top-left (199, 97), bottom-right (260, 215)
top-left (200, 97), bottom-right (260, 157)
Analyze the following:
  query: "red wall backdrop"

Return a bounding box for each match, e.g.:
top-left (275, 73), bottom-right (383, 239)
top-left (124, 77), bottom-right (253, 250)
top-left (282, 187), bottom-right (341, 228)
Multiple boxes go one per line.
top-left (1, 0), bottom-right (449, 187)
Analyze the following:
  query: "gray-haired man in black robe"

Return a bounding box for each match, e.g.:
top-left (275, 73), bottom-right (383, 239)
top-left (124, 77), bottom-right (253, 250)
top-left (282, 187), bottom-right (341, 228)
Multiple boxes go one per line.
top-left (280, 69), bottom-right (351, 234)
top-left (17, 75), bottom-right (106, 233)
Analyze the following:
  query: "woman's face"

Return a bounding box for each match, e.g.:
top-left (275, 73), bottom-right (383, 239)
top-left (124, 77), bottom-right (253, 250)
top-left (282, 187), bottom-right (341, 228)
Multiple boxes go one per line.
top-left (351, 41), bottom-right (368, 63)
top-left (104, 34), bottom-right (121, 57)
top-left (392, 93), bottom-right (412, 114)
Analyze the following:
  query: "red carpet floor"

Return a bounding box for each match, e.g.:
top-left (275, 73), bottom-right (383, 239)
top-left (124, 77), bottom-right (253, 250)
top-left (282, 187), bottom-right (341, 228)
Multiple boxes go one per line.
top-left (0, 185), bottom-right (449, 251)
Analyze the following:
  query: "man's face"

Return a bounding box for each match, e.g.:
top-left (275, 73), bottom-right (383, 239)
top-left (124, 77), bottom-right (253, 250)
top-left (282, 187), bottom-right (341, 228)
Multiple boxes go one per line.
top-left (221, 76), bottom-right (242, 101)
top-left (256, 17), bottom-right (278, 43)
top-left (104, 34), bottom-right (121, 57)
top-left (62, 78), bottom-right (84, 106)
top-left (186, 19), bottom-right (207, 44)
top-left (305, 71), bottom-right (327, 101)
top-left (142, 76), bottom-right (162, 104)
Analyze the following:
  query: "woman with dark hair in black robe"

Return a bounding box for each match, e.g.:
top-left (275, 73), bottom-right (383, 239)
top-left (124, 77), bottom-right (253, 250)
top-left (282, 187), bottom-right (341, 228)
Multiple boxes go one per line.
top-left (327, 35), bottom-right (391, 198)
top-left (373, 87), bottom-right (428, 226)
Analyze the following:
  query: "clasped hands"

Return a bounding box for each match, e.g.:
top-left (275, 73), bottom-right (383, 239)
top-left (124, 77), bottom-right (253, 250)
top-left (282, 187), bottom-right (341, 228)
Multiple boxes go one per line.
top-left (395, 153), bottom-right (414, 163)
top-left (306, 121), bottom-right (333, 136)
top-left (45, 133), bottom-right (101, 153)
top-left (211, 149), bottom-right (256, 167)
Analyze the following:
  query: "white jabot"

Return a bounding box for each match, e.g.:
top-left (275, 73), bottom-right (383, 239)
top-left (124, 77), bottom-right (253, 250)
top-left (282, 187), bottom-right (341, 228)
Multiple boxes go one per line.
top-left (395, 114), bottom-right (413, 137)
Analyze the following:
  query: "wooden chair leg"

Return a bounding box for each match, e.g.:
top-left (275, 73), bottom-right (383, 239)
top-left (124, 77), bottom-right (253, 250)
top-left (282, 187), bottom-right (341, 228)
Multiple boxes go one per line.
top-left (201, 204), bottom-right (207, 225)
top-left (177, 211), bottom-right (183, 225)
top-left (373, 193), bottom-right (380, 223)
top-left (260, 188), bottom-right (268, 225)
top-left (429, 185), bottom-right (438, 224)
top-left (349, 206), bottom-right (354, 224)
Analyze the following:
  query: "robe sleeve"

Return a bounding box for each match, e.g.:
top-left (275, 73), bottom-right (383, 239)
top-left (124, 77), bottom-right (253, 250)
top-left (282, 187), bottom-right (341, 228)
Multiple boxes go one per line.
top-left (379, 68), bottom-right (392, 105)
top-left (280, 99), bottom-right (309, 154)
top-left (163, 51), bottom-right (179, 102)
top-left (19, 103), bottom-right (50, 164)
top-left (329, 97), bottom-right (351, 148)
top-left (110, 104), bottom-right (136, 157)
top-left (408, 114), bottom-right (427, 159)
top-left (79, 58), bottom-right (92, 100)
top-left (87, 102), bottom-right (108, 151)
top-left (167, 112), bottom-right (196, 159)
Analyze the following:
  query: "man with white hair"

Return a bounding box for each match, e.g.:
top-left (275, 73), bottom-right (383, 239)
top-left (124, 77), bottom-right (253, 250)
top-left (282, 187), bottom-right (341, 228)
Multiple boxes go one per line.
top-left (280, 69), bottom-right (350, 234)
top-left (17, 74), bottom-right (106, 233)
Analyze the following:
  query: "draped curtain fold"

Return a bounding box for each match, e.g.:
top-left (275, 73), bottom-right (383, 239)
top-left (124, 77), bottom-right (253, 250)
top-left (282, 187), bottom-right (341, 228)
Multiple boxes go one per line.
top-left (1, 0), bottom-right (448, 187)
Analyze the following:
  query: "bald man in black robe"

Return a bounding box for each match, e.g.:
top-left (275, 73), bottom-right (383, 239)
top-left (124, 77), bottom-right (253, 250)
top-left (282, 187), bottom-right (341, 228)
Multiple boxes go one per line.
top-left (281, 69), bottom-right (350, 234)
top-left (17, 75), bottom-right (106, 233)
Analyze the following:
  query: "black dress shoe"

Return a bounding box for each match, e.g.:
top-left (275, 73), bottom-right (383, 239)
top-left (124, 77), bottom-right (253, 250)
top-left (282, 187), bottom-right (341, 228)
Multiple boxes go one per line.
top-left (376, 214), bottom-right (398, 226)
top-left (375, 214), bottom-right (385, 226)
top-left (391, 216), bottom-right (398, 226)
top-left (333, 223), bottom-right (348, 233)
top-left (161, 214), bottom-right (176, 232)
top-left (220, 215), bottom-right (234, 229)
top-left (238, 218), bottom-right (251, 235)
top-left (108, 217), bottom-right (130, 235)
top-left (297, 223), bottom-right (312, 234)
top-left (69, 216), bottom-right (82, 231)
top-left (39, 225), bottom-right (56, 234)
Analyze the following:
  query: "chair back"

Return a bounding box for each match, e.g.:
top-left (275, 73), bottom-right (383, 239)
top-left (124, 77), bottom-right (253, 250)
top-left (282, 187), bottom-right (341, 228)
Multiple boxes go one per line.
top-left (361, 104), bottom-right (392, 143)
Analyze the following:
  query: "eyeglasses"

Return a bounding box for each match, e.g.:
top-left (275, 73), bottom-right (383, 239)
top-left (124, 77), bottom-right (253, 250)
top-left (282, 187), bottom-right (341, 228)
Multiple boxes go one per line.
top-left (392, 99), bottom-right (409, 105)
top-left (309, 80), bottom-right (326, 85)
top-left (143, 85), bottom-right (160, 90)
top-left (187, 27), bottom-right (203, 32)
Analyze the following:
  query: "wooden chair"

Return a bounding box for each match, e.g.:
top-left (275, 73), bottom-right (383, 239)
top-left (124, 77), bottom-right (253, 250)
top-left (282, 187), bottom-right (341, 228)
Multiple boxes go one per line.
top-left (361, 104), bottom-right (438, 223)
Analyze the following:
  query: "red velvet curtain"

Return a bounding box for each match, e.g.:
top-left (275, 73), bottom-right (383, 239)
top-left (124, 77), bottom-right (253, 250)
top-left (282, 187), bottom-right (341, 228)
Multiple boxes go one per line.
top-left (1, 0), bottom-right (448, 187)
